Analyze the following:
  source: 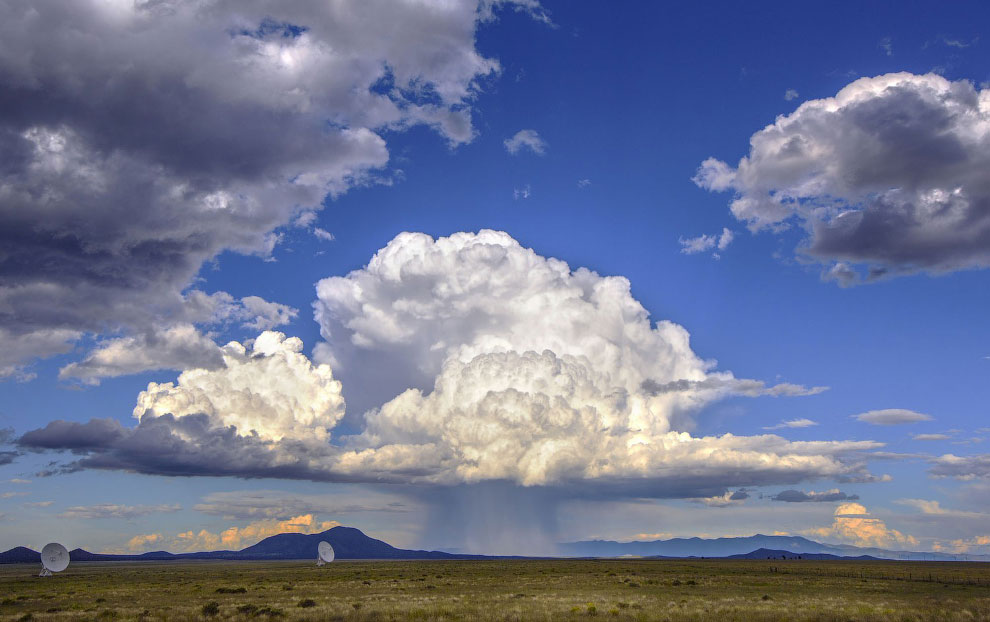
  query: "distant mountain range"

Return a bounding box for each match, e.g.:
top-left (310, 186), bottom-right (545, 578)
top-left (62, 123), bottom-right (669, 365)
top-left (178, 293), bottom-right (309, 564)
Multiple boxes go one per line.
top-left (4, 527), bottom-right (989, 564)
top-left (559, 534), bottom-right (990, 561)
top-left (0, 526), bottom-right (487, 564)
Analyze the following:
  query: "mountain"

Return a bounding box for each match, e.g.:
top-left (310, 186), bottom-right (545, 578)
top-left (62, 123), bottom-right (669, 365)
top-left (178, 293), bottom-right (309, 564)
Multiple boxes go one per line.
top-left (232, 526), bottom-right (480, 560)
top-left (0, 546), bottom-right (41, 564)
top-left (1, 526), bottom-right (487, 563)
top-left (559, 534), bottom-right (990, 561)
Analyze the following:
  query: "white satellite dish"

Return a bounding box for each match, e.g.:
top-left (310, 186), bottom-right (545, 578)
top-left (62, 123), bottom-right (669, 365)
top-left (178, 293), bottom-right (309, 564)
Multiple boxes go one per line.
top-left (39, 542), bottom-right (69, 577)
top-left (316, 541), bottom-right (334, 566)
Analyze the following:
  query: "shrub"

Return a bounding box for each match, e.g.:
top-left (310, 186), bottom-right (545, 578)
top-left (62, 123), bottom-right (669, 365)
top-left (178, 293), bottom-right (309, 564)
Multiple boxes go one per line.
top-left (201, 601), bottom-right (220, 617)
top-left (297, 599), bottom-right (317, 608)
top-left (255, 606), bottom-right (285, 618)
top-left (216, 587), bottom-right (248, 594)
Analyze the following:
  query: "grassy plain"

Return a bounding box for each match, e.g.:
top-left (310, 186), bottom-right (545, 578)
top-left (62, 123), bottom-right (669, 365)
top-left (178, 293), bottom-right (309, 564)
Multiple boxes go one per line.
top-left (2, 558), bottom-right (990, 622)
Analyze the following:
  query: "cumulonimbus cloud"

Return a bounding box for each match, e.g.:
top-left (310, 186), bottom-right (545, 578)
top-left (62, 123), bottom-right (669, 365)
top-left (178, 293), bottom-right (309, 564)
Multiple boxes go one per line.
top-left (20, 231), bottom-right (882, 496)
top-left (803, 502), bottom-right (917, 548)
top-left (0, 0), bottom-right (545, 379)
top-left (695, 72), bottom-right (990, 284)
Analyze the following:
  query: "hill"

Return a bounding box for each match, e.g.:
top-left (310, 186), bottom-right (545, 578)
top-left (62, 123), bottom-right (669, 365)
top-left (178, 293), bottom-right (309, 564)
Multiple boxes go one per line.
top-left (724, 548), bottom-right (881, 561)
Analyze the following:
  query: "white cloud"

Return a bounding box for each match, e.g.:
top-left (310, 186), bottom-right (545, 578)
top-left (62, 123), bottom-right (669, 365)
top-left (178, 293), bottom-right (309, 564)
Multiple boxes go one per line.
top-left (58, 294), bottom-right (298, 383)
top-left (238, 296), bottom-right (299, 331)
top-left (59, 324), bottom-right (224, 384)
top-left (913, 433), bottom-right (950, 441)
top-left (311, 230), bottom-right (873, 488)
top-left (577, 179), bottom-right (591, 188)
top-left (127, 533), bottom-right (164, 552)
top-left (934, 535), bottom-right (990, 554)
top-left (513, 184), bottom-right (531, 200)
top-left (313, 227), bottom-right (336, 242)
top-left (695, 72), bottom-right (990, 283)
top-left (134, 331), bottom-right (344, 443)
top-left (679, 227), bottom-right (734, 257)
top-left (763, 418), bottom-right (819, 430)
top-left (691, 490), bottom-right (749, 507)
top-left (895, 498), bottom-right (985, 518)
top-left (503, 129), bottom-right (547, 155)
top-left (784, 89), bottom-right (799, 101)
top-left (853, 409), bottom-right (932, 425)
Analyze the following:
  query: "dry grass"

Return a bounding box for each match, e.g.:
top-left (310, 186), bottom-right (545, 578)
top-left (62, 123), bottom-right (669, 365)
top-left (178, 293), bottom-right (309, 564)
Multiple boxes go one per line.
top-left (2, 558), bottom-right (990, 621)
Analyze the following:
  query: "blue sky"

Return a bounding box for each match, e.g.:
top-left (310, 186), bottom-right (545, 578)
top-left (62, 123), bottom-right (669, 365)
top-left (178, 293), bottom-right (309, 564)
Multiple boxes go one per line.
top-left (1, 1), bottom-right (990, 556)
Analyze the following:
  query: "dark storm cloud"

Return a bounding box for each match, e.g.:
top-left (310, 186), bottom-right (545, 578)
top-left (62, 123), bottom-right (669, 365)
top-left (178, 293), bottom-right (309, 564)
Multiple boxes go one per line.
top-left (770, 489), bottom-right (860, 502)
top-left (19, 418), bottom-right (128, 452)
top-left (0, 0), bottom-right (538, 378)
top-left (18, 414), bottom-right (442, 484)
top-left (695, 73), bottom-right (990, 284)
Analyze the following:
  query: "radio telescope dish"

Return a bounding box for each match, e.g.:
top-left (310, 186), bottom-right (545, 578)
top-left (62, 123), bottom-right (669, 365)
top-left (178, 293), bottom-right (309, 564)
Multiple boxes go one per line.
top-left (316, 541), bottom-right (334, 566)
top-left (39, 542), bottom-right (69, 577)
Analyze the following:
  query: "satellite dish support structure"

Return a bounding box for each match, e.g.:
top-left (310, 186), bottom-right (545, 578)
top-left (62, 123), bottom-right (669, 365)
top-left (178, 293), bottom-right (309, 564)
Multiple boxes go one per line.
top-left (39, 543), bottom-right (70, 578)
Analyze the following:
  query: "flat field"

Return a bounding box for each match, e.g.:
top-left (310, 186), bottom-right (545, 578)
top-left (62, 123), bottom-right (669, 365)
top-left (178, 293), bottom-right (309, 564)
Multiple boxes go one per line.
top-left (2, 559), bottom-right (990, 622)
